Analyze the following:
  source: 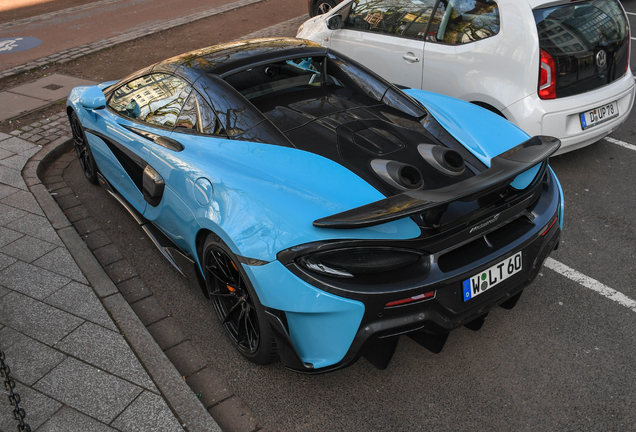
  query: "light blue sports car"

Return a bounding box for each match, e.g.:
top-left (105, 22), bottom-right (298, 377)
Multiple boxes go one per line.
top-left (67, 38), bottom-right (564, 373)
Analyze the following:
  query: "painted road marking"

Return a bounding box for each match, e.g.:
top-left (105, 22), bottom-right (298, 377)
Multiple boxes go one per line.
top-left (0, 37), bottom-right (42, 53)
top-left (604, 136), bottom-right (636, 151)
top-left (545, 258), bottom-right (636, 313)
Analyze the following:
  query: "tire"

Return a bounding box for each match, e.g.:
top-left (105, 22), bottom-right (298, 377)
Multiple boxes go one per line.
top-left (69, 111), bottom-right (99, 184)
top-left (312, 0), bottom-right (336, 16)
top-left (202, 233), bottom-right (277, 365)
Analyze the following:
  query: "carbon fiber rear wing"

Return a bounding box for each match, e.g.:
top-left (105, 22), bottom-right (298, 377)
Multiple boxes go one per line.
top-left (313, 136), bottom-right (561, 229)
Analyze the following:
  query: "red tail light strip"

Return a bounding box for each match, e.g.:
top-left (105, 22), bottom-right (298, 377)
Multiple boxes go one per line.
top-left (542, 216), bottom-right (558, 237)
top-left (386, 291), bottom-right (435, 307)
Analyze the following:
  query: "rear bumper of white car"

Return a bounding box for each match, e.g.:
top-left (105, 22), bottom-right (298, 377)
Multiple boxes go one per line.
top-left (505, 72), bottom-right (636, 155)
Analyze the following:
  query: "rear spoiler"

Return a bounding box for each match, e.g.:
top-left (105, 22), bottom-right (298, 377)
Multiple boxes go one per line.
top-left (313, 136), bottom-right (560, 229)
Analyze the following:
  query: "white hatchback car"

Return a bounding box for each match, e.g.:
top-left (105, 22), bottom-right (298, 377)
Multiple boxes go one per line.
top-left (297, 0), bottom-right (635, 154)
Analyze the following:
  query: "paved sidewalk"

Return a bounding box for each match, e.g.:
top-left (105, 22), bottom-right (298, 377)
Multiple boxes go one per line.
top-left (0, 131), bottom-right (220, 430)
top-left (0, 14), bottom-right (309, 432)
top-left (0, 74), bottom-right (96, 122)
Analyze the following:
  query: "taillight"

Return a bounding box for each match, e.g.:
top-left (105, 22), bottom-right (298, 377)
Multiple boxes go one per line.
top-left (542, 216), bottom-right (558, 237)
top-left (386, 291), bottom-right (435, 307)
top-left (298, 247), bottom-right (427, 278)
top-left (539, 48), bottom-right (556, 100)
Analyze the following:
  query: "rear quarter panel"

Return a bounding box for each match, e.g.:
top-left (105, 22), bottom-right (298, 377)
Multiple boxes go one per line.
top-left (147, 134), bottom-right (422, 264)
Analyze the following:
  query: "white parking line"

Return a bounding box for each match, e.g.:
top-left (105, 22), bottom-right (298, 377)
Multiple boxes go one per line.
top-left (545, 258), bottom-right (636, 313)
top-left (604, 136), bottom-right (636, 151)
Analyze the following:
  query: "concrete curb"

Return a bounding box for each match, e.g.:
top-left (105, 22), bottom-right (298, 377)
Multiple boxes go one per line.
top-left (23, 137), bottom-right (222, 432)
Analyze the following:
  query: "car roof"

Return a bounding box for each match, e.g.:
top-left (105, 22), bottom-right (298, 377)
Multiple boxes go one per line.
top-left (150, 37), bottom-right (328, 80)
top-left (524, 0), bottom-right (582, 9)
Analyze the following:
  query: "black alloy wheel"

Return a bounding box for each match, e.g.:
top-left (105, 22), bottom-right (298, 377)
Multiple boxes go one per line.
top-left (312, 0), bottom-right (336, 16)
top-left (69, 111), bottom-right (98, 184)
top-left (203, 233), bottom-right (277, 364)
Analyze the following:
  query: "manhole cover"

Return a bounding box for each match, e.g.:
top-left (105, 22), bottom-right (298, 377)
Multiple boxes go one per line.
top-left (43, 84), bottom-right (63, 90)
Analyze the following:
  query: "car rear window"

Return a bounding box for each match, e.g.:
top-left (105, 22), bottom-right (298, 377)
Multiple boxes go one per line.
top-left (533, 0), bottom-right (630, 97)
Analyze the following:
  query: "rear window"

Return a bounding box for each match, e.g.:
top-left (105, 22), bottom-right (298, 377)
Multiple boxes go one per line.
top-left (534, 0), bottom-right (630, 97)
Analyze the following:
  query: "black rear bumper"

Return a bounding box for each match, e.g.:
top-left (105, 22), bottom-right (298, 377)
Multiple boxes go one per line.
top-left (269, 165), bottom-right (562, 374)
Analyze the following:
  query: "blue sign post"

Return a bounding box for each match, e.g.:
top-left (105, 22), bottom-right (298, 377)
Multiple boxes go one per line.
top-left (0, 37), bottom-right (42, 54)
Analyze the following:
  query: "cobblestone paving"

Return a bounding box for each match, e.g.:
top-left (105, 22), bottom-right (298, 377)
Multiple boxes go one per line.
top-left (9, 112), bottom-right (69, 146)
top-left (0, 0), bottom-right (267, 80)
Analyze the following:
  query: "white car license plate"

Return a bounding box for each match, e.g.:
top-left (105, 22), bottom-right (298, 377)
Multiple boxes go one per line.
top-left (462, 252), bottom-right (522, 302)
top-left (580, 101), bottom-right (619, 130)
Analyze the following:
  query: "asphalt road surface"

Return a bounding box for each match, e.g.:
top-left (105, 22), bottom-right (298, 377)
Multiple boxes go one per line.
top-left (59, 6), bottom-right (636, 432)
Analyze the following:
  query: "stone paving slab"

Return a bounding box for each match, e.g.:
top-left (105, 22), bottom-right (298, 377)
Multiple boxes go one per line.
top-left (0, 189), bottom-right (45, 216)
top-left (0, 226), bottom-right (23, 248)
top-left (7, 74), bottom-right (97, 102)
top-left (0, 385), bottom-right (62, 431)
top-left (37, 406), bottom-right (117, 432)
top-left (0, 165), bottom-right (28, 190)
top-left (0, 291), bottom-right (83, 345)
top-left (34, 357), bottom-right (144, 424)
top-left (5, 212), bottom-right (64, 246)
top-left (0, 251), bottom-right (17, 271)
top-left (44, 281), bottom-right (116, 331)
top-left (55, 321), bottom-right (157, 392)
top-left (0, 203), bottom-right (28, 226)
top-left (111, 391), bottom-right (185, 432)
top-left (0, 184), bottom-right (21, 200)
top-left (0, 91), bottom-right (47, 121)
top-left (0, 327), bottom-right (66, 386)
top-left (0, 136), bottom-right (39, 156)
top-left (32, 246), bottom-right (89, 283)
top-left (0, 234), bottom-right (57, 262)
top-left (0, 260), bottom-right (70, 299)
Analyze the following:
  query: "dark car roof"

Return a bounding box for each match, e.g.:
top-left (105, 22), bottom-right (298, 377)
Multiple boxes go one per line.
top-left (151, 38), bottom-right (328, 81)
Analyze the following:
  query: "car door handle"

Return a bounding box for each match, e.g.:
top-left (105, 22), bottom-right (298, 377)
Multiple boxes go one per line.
top-left (403, 54), bottom-right (420, 63)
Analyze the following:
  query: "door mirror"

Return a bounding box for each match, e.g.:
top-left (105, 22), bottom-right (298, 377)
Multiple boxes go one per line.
top-left (79, 86), bottom-right (106, 110)
top-left (327, 15), bottom-right (344, 30)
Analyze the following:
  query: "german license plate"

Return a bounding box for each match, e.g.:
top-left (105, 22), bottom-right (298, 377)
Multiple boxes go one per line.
top-left (462, 251), bottom-right (522, 302)
top-left (580, 101), bottom-right (619, 130)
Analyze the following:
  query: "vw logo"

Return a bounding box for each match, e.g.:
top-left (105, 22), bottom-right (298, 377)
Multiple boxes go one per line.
top-left (596, 50), bottom-right (607, 68)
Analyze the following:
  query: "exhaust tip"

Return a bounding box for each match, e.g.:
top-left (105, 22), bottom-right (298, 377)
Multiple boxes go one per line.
top-left (371, 159), bottom-right (424, 191)
top-left (418, 144), bottom-right (465, 176)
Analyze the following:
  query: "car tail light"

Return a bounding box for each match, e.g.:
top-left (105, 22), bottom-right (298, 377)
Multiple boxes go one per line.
top-left (386, 291), bottom-right (435, 307)
top-left (542, 216), bottom-right (558, 237)
top-left (298, 248), bottom-right (427, 278)
top-left (539, 49), bottom-right (556, 100)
